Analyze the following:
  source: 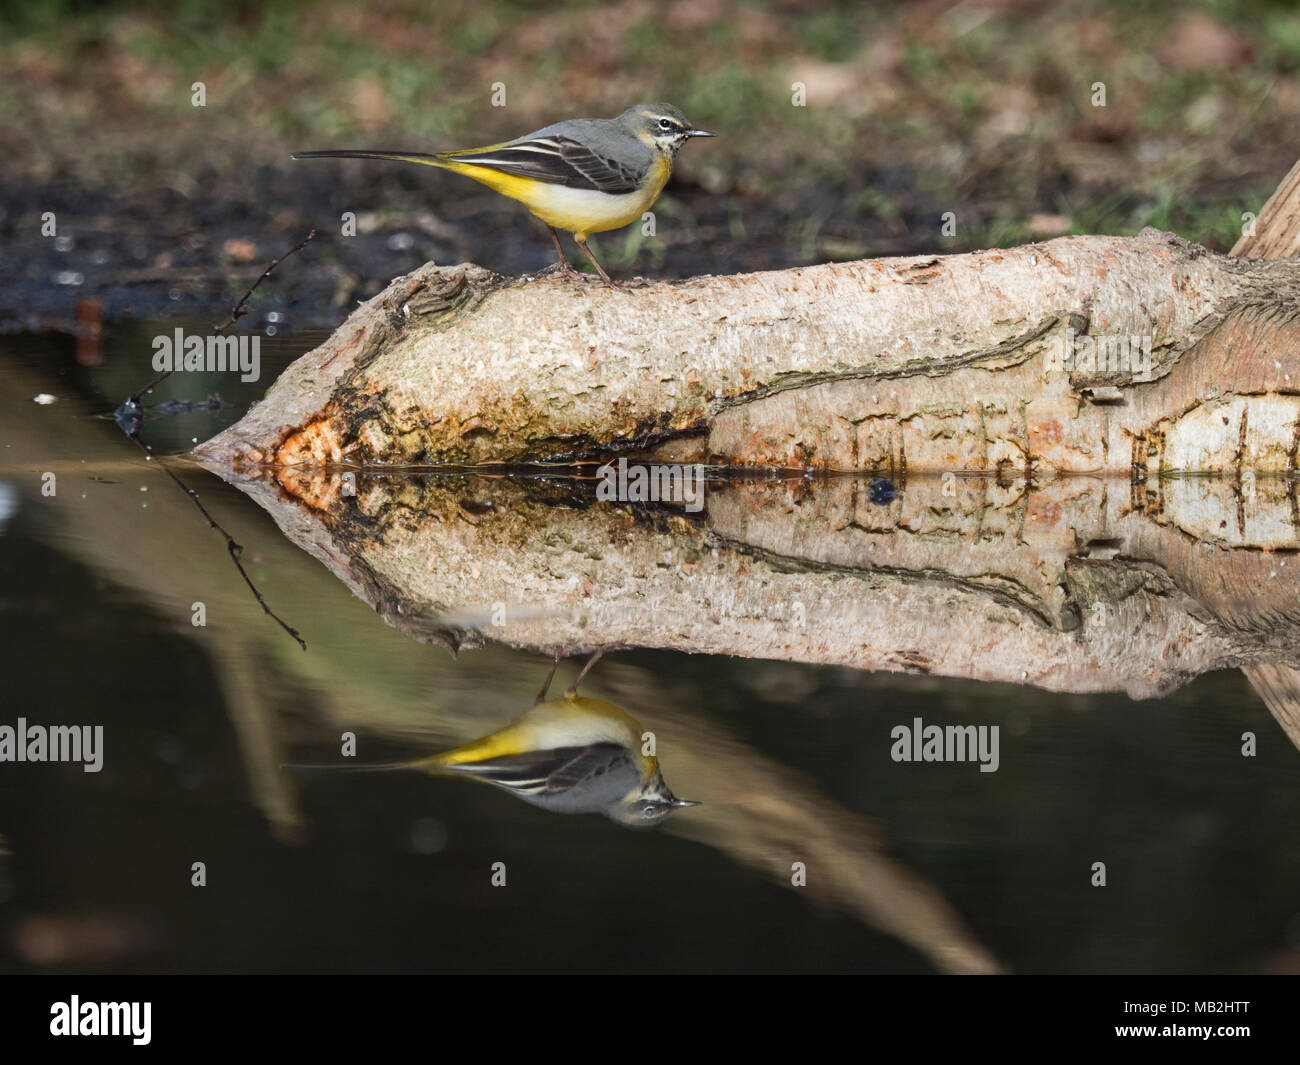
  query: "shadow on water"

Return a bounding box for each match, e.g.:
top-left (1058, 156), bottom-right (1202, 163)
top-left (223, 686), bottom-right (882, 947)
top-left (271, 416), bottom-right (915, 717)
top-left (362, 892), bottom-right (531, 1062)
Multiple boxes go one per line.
top-left (2, 324), bottom-right (1299, 974)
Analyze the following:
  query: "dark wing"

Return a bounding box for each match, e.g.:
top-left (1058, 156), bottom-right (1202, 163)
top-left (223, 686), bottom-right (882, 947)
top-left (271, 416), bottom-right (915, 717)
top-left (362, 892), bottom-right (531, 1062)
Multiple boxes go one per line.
top-left (541, 743), bottom-right (636, 796)
top-left (446, 136), bottom-right (643, 194)
top-left (442, 743), bottom-right (636, 807)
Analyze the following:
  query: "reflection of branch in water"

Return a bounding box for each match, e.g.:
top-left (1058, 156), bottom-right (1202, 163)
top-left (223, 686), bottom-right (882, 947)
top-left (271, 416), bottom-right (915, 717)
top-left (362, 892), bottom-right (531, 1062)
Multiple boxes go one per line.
top-left (196, 467), bottom-right (1300, 701)
top-left (181, 464), bottom-right (307, 651)
top-left (1243, 664), bottom-right (1300, 753)
top-left (594, 666), bottom-right (1003, 974)
top-left (125, 437), bottom-right (306, 651)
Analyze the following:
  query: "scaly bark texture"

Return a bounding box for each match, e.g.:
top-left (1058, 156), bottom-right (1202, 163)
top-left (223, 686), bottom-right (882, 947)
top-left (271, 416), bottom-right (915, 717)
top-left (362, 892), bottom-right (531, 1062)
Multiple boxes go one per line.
top-left (192, 470), bottom-right (1300, 701)
top-left (193, 229), bottom-right (1300, 474)
top-left (190, 169), bottom-right (1300, 740)
top-left (1228, 154), bottom-right (1300, 752)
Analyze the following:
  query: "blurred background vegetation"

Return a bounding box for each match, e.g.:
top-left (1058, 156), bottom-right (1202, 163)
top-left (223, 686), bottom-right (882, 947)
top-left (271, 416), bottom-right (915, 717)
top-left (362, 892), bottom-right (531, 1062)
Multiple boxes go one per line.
top-left (1, 0), bottom-right (1298, 325)
top-left (4, 0), bottom-right (1300, 973)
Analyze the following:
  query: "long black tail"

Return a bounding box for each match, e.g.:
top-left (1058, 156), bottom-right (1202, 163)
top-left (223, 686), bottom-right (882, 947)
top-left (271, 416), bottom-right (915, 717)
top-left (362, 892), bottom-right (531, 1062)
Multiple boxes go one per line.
top-left (291, 149), bottom-right (448, 167)
top-left (280, 758), bottom-right (435, 773)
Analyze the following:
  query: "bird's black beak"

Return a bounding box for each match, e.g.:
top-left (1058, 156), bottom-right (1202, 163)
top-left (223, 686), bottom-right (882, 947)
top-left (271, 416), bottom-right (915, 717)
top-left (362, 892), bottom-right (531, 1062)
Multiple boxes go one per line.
top-left (670, 797), bottom-right (702, 807)
top-left (686, 129), bottom-right (716, 138)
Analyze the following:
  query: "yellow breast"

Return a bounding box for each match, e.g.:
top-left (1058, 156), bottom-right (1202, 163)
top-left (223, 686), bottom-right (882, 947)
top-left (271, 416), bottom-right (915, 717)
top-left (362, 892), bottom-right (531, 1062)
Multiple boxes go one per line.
top-left (442, 155), bottom-right (672, 241)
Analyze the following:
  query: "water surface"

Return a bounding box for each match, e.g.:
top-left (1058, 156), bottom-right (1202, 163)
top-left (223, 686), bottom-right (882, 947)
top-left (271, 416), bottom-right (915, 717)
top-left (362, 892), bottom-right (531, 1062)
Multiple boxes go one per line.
top-left (1, 324), bottom-right (1297, 974)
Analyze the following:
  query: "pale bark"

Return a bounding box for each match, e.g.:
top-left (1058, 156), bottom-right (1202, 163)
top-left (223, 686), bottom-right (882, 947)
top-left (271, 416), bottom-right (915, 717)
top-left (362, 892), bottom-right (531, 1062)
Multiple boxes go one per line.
top-left (1228, 155), bottom-right (1300, 751)
top-left (194, 468), bottom-right (1299, 701)
top-left (1232, 158), bottom-right (1300, 259)
top-left (191, 165), bottom-right (1300, 736)
top-left (193, 229), bottom-right (1300, 473)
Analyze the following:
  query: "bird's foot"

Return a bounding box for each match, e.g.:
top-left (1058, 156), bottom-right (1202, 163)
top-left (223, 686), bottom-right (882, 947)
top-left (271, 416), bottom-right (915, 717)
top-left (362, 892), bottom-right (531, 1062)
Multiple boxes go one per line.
top-left (548, 262), bottom-right (596, 282)
top-left (549, 260), bottom-right (629, 289)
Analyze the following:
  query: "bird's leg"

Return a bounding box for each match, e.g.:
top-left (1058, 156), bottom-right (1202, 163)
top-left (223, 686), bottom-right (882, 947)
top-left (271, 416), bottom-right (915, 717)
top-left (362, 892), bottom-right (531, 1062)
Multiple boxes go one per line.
top-left (547, 227), bottom-right (585, 280)
top-left (534, 650), bottom-right (562, 704)
top-left (564, 649), bottom-right (604, 697)
top-left (574, 237), bottom-right (624, 289)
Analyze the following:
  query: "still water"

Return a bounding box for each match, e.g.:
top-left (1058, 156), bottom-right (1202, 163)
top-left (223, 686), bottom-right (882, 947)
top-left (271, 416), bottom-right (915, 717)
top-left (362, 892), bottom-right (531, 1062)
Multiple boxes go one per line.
top-left (1, 322), bottom-right (1298, 974)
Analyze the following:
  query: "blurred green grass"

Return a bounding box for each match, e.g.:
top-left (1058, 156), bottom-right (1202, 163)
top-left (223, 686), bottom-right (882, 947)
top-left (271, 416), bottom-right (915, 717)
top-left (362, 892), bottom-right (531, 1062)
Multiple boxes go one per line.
top-left (1, 0), bottom-right (1297, 257)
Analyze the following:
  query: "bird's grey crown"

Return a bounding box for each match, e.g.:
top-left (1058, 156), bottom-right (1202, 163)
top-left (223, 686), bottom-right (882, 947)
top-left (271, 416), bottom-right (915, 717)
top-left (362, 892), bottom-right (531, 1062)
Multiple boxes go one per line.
top-left (447, 103), bottom-right (696, 196)
top-left (620, 102), bottom-right (689, 126)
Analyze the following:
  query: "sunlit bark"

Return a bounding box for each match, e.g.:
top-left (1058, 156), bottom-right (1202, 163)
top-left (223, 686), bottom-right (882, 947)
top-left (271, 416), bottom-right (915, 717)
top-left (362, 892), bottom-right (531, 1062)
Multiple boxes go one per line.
top-left (193, 230), bottom-right (1300, 474)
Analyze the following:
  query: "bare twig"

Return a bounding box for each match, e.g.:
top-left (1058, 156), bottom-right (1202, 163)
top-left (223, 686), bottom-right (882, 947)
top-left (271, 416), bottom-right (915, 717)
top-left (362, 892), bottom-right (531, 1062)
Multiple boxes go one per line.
top-left (121, 228), bottom-right (317, 413)
top-left (113, 229), bottom-right (317, 650)
top-left (126, 435), bottom-right (307, 650)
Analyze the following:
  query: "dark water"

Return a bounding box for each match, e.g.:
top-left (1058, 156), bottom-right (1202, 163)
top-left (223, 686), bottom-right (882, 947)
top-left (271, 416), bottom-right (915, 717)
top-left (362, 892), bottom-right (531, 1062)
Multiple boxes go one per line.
top-left (1, 322), bottom-right (1298, 974)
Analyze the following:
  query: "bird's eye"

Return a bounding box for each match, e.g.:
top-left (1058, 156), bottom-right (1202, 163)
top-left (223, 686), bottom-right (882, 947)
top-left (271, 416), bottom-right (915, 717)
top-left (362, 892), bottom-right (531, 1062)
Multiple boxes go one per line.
top-left (643, 805), bottom-right (660, 818)
top-left (657, 118), bottom-right (676, 132)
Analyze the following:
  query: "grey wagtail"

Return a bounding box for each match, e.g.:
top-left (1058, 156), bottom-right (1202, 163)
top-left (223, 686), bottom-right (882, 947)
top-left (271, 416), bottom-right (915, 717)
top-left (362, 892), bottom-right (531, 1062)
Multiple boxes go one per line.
top-left (285, 652), bottom-right (700, 827)
top-left (293, 103), bottom-right (715, 287)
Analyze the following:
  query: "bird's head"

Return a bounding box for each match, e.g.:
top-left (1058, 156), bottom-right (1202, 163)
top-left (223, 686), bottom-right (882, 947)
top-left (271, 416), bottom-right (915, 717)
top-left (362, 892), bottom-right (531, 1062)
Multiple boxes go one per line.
top-left (608, 767), bottom-right (701, 828)
top-left (622, 103), bottom-right (716, 155)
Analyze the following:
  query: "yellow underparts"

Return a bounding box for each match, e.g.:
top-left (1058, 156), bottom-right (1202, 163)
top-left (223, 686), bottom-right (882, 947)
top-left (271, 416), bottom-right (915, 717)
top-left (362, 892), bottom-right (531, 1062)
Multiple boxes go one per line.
top-left (426, 694), bottom-right (650, 771)
top-left (435, 154), bottom-right (672, 241)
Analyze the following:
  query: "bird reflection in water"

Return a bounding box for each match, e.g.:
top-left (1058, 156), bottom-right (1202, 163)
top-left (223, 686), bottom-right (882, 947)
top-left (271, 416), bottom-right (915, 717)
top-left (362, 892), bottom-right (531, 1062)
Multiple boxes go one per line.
top-left (286, 651), bottom-right (700, 828)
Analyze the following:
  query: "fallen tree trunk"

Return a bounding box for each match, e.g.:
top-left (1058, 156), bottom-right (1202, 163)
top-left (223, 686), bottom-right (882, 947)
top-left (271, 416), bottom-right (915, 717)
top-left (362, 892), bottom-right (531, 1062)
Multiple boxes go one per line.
top-left (185, 467), bottom-right (1299, 700)
top-left (1230, 156), bottom-right (1300, 752)
top-left (194, 229), bottom-right (1300, 473)
top-left (190, 162), bottom-right (1300, 739)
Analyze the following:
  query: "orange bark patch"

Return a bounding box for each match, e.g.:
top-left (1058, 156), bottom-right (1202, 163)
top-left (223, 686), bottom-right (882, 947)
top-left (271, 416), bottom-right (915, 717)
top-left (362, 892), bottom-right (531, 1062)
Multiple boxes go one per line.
top-left (1028, 417), bottom-right (1064, 450)
top-left (276, 418), bottom-right (343, 467)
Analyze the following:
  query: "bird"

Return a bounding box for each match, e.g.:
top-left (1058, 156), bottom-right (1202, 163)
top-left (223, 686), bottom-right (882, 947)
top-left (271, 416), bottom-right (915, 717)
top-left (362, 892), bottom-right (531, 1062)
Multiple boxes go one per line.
top-left (284, 651), bottom-right (700, 828)
top-left (292, 102), bottom-right (715, 287)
